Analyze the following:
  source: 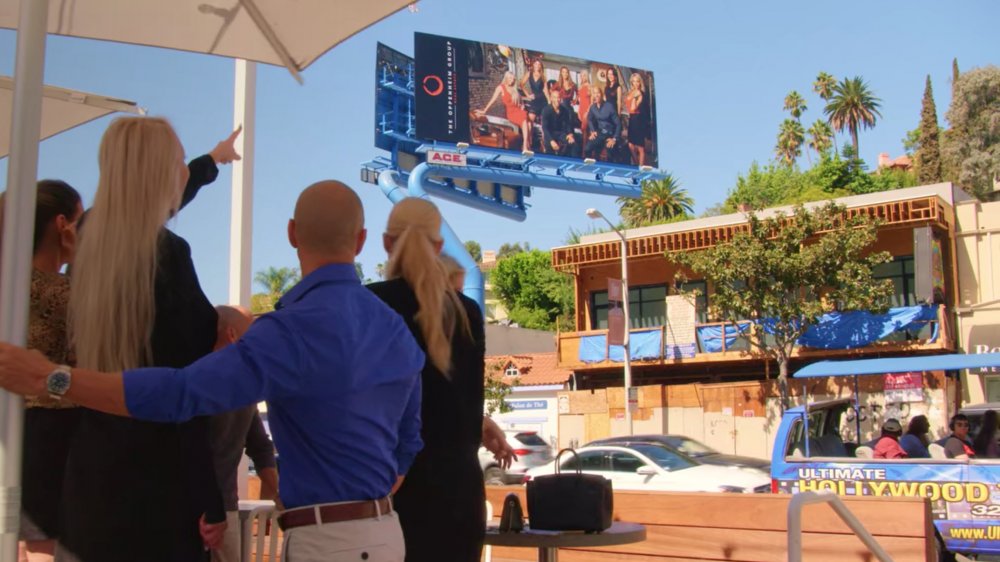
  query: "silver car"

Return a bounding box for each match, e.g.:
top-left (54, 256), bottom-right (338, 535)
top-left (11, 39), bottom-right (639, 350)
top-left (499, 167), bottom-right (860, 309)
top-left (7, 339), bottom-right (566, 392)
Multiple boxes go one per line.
top-left (479, 430), bottom-right (553, 485)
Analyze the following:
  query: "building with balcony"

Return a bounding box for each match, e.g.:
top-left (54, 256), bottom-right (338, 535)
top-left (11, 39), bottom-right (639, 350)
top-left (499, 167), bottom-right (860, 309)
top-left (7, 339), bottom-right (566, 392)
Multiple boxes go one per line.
top-left (551, 183), bottom-right (970, 391)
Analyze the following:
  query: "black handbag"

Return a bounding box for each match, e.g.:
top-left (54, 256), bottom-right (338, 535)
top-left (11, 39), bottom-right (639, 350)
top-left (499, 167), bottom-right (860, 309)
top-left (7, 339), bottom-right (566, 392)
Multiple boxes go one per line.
top-left (526, 448), bottom-right (613, 532)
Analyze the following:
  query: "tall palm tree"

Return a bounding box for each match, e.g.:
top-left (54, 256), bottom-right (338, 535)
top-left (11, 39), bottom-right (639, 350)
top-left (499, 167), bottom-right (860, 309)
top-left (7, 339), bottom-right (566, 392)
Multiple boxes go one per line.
top-left (617, 175), bottom-right (694, 227)
top-left (807, 119), bottom-right (834, 157)
top-left (783, 90), bottom-right (807, 120)
top-left (775, 119), bottom-right (805, 166)
top-left (824, 76), bottom-right (882, 157)
top-left (254, 266), bottom-right (300, 297)
top-left (813, 72), bottom-right (836, 101)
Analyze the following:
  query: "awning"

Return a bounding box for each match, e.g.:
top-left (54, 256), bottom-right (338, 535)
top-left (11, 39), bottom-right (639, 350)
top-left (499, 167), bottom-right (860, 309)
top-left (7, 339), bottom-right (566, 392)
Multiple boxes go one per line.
top-left (794, 352), bottom-right (1000, 378)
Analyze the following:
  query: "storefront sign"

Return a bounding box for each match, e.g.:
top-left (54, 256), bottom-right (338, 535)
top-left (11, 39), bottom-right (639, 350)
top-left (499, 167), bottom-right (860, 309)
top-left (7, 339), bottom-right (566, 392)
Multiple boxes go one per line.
top-left (508, 400), bottom-right (547, 411)
top-left (884, 372), bottom-right (923, 402)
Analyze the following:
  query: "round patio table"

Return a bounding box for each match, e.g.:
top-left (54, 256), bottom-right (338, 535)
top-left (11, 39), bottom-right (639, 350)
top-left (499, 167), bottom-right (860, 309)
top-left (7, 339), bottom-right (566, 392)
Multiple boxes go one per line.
top-left (484, 521), bottom-right (646, 562)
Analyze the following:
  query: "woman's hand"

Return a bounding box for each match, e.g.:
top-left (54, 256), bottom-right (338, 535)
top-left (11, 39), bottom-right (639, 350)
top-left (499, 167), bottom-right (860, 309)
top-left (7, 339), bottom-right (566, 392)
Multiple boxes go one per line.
top-left (199, 514), bottom-right (227, 550)
top-left (482, 417), bottom-right (517, 470)
top-left (209, 126), bottom-right (243, 165)
top-left (0, 343), bottom-right (53, 397)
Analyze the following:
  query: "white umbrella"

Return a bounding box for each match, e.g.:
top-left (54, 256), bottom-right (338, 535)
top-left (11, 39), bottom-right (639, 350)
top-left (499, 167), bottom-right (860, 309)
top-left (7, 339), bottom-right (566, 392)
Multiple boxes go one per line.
top-left (0, 76), bottom-right (145, 158)
top-left (0, 1), bottom-right (414, 558)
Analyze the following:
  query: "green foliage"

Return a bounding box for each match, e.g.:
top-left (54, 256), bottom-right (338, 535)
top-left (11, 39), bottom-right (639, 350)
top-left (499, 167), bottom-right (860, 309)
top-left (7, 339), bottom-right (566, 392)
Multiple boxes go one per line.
top-left (902, 128), bottom-right (921, 155)
top-left (464, 240), bottom-right (483, 263)
top-left (354, 262), bottom-right (366, 282)
top-left (667, 203), bottom-right (893, 406)
top-left (776, 119), bottom-right (806, 166)
top-left (807, 120), bottom-right (834, 157)
top-left (484, 359), bottom-right (515, 415)
top-left (824, 76), bottom-right (882, 155)
top-left (497, 242), bottom-right (531, 259)
top-left (564, 224), bottom-right (610, 246)
top-left (725, 162), bottom-right (804, 211)
top-left (916, 75), bottom-right (943, 184)
top-left (813, 72), bottom-right (836, 102)
top-left (617, 175), bottom-right (694, 227)
top-left (252, 266), bottom-right (301, 314)
top-left (784, 90), bottom-right (808, 119)
top-left (250, 293), bottom-right (275, 315)
top-left (942, 65), bottom-right (1000, 200)
top-left (490, 249), bottom-right (574, 331)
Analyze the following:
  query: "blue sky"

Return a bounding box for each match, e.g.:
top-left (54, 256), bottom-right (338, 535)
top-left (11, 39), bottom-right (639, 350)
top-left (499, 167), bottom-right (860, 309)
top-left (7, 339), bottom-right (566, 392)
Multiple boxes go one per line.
top-left (2, 0), bottom-right (997, 305)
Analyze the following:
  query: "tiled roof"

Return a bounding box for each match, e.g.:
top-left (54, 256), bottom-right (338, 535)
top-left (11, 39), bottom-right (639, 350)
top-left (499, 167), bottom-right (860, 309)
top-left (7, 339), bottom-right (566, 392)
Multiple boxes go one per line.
top-left (488, 352), bottom-right (572, 387)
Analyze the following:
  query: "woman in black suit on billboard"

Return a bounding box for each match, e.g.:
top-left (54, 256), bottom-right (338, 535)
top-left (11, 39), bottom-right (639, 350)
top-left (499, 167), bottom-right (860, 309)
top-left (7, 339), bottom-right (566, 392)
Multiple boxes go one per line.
top-left (520, 58), bottom-right (548, 151)
top-left (367, 198), bottom-right (486, 562)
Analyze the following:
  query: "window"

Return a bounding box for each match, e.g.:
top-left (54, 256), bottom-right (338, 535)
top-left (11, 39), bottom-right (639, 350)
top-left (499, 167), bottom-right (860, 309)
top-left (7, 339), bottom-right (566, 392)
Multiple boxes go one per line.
top-left (630, 444), bottom-right (696, 471)
top-left (873, 256), bottom-right (916, 307)
top-left (560, 451), bottom-right (605, 471)
top-left (609, 451), bottom-right (647, 473)
top-left (591, 284), bottom-right (667, 329)
top-left (678, 280), bottom-right (708, 324)
top-left (504, 364), bottom-right (520, 377)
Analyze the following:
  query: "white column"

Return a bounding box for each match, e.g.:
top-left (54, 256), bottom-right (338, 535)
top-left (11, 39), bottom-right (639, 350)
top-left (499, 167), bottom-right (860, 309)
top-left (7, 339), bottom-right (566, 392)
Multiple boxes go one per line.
top-left (229, 59), bottom-right (256, 307)
top-left (620, 236), bottom-right (634, 436)
top-left (1, 2), bottom-right (49, 559)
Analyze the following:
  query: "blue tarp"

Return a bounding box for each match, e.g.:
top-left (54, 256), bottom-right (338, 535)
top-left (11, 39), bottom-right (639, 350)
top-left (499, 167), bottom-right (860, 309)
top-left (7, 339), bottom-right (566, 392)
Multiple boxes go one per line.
top-left (696, 322), bottom-right (751, 353)
top-left (792, 305), bottom-right (938, 349)
top-left (794, 352), bottom-right (1000, 379)
top-left (578, 330), bottom-right (663, 363)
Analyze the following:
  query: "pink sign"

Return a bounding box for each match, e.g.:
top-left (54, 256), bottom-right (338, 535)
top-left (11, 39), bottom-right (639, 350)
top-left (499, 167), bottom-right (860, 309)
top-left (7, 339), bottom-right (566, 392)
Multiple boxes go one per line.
top-left (884, 372), bottom-right (922, 390)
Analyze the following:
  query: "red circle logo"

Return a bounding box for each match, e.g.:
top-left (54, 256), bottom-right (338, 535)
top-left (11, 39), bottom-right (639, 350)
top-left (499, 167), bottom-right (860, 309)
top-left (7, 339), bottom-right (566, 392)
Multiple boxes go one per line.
top-left (422, 75), bottom-right (444, 96)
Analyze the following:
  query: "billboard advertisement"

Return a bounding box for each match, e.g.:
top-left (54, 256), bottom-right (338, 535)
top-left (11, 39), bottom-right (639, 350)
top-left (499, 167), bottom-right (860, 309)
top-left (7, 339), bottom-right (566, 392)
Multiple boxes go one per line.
top-left (415, 32), bottom-right (658, 168)
top-left (375, 42), bottom-right (417, 154)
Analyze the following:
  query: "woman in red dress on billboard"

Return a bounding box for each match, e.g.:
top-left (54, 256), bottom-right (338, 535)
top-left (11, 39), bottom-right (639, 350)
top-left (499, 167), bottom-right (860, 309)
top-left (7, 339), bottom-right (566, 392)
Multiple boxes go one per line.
top-left (626, 72), bottom-right (651, 167)
top-left (477, 71), bottom-right (530, 152)
top-left (555, 66), bottom-right (578, 111)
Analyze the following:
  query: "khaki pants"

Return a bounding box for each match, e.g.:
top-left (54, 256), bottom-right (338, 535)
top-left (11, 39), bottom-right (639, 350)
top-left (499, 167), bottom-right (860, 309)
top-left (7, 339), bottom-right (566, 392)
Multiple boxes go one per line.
top-left (281, 511), bottom-right (404, 562)
top-left (211, 511), bottom-right (241, 562)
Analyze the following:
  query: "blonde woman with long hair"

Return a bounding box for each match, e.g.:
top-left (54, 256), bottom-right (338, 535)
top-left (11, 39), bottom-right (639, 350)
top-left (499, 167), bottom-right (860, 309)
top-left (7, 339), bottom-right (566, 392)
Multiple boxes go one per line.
top-left (367, 198), bottom-right (486, 562)
top-left (59, 117), bottom-right (241, 562)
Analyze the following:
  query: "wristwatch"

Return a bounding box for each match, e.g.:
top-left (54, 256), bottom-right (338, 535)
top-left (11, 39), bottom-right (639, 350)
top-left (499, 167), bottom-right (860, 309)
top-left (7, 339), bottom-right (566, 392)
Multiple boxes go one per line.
top-left (46, 365), bottom-right (72, 400)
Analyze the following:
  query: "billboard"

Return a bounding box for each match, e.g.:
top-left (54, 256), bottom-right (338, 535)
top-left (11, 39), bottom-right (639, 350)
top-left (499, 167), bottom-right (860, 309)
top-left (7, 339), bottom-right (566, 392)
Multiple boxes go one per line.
top-left (375, 42), bottom-right (417, 154)
top-left (415, 32), bottom-right (658, 168)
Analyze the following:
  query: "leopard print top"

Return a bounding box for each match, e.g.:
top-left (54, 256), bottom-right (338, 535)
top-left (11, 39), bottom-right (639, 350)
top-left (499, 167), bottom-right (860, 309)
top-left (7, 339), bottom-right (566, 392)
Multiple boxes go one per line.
top-left (25, 269), bottom-right (75, 409)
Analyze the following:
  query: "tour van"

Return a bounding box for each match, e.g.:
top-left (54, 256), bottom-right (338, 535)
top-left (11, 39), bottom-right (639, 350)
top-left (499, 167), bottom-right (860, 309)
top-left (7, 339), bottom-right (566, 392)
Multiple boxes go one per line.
top-left (770, 352), bottom-right (1000, 559)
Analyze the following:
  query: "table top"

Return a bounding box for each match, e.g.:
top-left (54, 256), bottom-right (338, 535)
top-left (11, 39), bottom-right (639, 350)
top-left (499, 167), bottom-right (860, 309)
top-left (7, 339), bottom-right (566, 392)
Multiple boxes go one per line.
top-left (483, 521), bottom-right (646, 548)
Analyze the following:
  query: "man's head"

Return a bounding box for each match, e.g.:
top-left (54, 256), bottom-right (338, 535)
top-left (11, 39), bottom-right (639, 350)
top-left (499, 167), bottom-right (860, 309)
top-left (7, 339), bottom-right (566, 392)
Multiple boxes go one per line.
top-left (547, 81), bottom-right (560, 108)
top-left (881, 418), bottom-right (903, 439)
top-left (214, 305), bottom-right (253, 351)
top-left (950, 414), bottom-right (970, 439)
top-left (592, 85), bottom-right (605, 106)
top-left (288, 181), bottom-right (367, 271)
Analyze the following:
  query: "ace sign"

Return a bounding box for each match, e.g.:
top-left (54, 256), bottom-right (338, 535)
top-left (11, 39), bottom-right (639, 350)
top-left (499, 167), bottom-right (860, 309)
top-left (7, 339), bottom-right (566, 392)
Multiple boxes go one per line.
top-left (426, 150), bottom-right (467, 166)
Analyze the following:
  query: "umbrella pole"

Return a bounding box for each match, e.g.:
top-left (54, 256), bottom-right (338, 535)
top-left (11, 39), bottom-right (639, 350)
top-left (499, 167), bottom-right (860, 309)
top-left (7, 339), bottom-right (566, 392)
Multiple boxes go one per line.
top-left (0, 0), bottom-right (49, 560)
top-left (228, 59), bottom-right (256, 309)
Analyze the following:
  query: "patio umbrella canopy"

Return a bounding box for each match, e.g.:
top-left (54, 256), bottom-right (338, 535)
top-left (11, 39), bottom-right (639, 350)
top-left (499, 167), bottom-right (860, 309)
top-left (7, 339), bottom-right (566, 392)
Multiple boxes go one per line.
top-left (0, 76), bottom-right (144, 158)
top-left (0, 0), bottom-right (414, 82)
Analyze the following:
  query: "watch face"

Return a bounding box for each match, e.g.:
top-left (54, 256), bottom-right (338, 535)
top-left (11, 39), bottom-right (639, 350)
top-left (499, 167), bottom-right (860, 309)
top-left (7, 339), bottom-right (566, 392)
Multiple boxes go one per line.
top-left (47, 369), bottom-right (71, 396)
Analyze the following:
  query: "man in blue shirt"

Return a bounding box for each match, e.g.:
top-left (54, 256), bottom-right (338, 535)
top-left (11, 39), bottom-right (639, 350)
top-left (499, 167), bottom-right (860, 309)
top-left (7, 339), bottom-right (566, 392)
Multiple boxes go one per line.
top-left (585, 86), bottom-right (625, 163)
top-left (0, 181), bottom-right (426, 562)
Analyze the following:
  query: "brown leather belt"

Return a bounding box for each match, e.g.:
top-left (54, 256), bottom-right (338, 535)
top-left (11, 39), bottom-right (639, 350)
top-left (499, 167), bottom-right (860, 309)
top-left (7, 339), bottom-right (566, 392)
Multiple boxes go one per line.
top-left (278, 497), bottom-right (393, 531)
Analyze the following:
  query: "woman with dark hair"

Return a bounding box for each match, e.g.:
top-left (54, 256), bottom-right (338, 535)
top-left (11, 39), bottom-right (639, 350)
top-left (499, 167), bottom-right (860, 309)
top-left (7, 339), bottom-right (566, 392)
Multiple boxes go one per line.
top-left (1, 180), bottom-right (82, 562)
top-left (899, 415), bottom-right (931, 458)
top-left (974, 410), bottom-right (999, 458)
top-left (520, 58), bottom-right (547, 151)
top-left (368, 198), bottom-right (486, 562)
top-left (604, 67), bottom-right (623, 116)
top-left (626, 72), bottom-right (651, 166)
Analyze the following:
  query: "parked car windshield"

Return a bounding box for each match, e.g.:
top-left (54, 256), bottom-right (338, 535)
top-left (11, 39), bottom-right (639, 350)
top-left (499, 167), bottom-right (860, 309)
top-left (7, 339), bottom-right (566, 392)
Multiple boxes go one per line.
top-left (631, 443), bottom-right (697, 471)
top-left (513, 432), bottom-right (548, 447)
top-left (667, 436), bottom-right (717, 458)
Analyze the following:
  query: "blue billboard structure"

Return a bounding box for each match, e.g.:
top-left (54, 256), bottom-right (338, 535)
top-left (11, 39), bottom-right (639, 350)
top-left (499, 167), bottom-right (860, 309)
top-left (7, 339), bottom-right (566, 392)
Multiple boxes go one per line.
top-left (364, 40), bottom-right (669, 311)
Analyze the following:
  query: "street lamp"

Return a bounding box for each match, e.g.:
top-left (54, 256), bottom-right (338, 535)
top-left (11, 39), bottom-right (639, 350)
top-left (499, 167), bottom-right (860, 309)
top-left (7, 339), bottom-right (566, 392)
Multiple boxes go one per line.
top-left (585, 208), bottom-right (634, 435)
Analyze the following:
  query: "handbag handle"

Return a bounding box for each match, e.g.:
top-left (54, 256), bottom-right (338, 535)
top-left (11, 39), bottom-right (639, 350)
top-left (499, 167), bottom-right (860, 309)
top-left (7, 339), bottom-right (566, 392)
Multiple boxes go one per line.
top-left (553, 448), bottom-right (582, 475)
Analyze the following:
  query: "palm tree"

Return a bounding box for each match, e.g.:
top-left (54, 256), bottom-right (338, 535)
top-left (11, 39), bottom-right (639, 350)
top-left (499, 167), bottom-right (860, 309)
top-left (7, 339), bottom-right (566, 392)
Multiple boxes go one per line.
top-left (807, 119), bottom-right (834, 157)
top-left (813, 72), bottom-right (836, 101)
top-left (824, 76), bottom-right (882, 157)
top-left (254, 266), bottom-right (300, 297)
top-left (617, 175), bottom-right (694, 227)
top-left (783, 90), bottom-right (807, 120)
top-left (775, 119), bottom-right (805, 166)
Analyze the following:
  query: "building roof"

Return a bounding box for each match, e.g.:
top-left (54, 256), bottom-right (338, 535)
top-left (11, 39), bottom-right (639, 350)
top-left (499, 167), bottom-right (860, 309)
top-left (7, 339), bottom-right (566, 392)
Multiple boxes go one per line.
top-left (485, 324), bottom-right (556, 356)
top-left (562, 182), bottom-right (970, 249)
top-left (489, 352), bottom-right (572, 387)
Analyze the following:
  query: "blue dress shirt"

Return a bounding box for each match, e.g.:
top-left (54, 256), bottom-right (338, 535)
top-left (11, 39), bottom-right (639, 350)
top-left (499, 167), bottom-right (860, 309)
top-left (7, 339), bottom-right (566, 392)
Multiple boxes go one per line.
top-left (123, 263), bottom-right (425, 508)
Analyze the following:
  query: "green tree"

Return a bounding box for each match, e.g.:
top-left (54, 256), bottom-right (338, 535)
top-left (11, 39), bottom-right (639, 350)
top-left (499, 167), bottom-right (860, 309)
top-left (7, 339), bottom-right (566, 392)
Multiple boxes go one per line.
top-left (942, 65), bottom-right (1000, 200)
top-left (952, 58), bottom-right (960, 97)
top-left (617, 175), bottom-right (694, 227)
top-left (775, 119), bottom-right (805, 166)
top-left (806, 120), bottom-right (834, 158)
top-left (252, 266), bottom-right (300, 314)
top-left (813, 72), bottom-right (836, 102)
top-left (724, 161), bottom-right (803, 212)
top-left (783, 90), bottom-right (807, 119)
top-left (354, 262), bottom-right (373, 283)
top-left (490, 249), bottom-right (574, 331)
top-left (497, 242), bottom-right (530, 259)
top-left (915, 75), bottom-right (942, 184)
top-left (667, 203), bottom-right (892, 407)
top-left (464, 240), bottom-right (483, 263)
top-left (902, 128), bottom-right (921, 155)
top-left (484, 359), bottom-right (515, 415)
top-left (824, 76), bottom-right (882, 157)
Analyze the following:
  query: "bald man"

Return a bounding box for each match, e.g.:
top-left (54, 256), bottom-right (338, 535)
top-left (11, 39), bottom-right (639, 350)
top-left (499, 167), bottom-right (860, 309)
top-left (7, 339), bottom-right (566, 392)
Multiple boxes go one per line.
top-left (0, 181), bottom-right (426, 562)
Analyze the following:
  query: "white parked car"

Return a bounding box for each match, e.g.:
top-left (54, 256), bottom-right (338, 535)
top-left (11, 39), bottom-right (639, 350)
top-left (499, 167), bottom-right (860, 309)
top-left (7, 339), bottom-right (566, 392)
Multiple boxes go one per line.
top-left (524, 443), bottom-right (771, 493)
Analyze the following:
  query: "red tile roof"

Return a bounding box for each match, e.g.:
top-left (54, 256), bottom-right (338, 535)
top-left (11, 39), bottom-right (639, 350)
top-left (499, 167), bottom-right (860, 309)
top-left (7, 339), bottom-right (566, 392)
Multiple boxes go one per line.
top-left (487, 352), bottom-right (572, 386)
